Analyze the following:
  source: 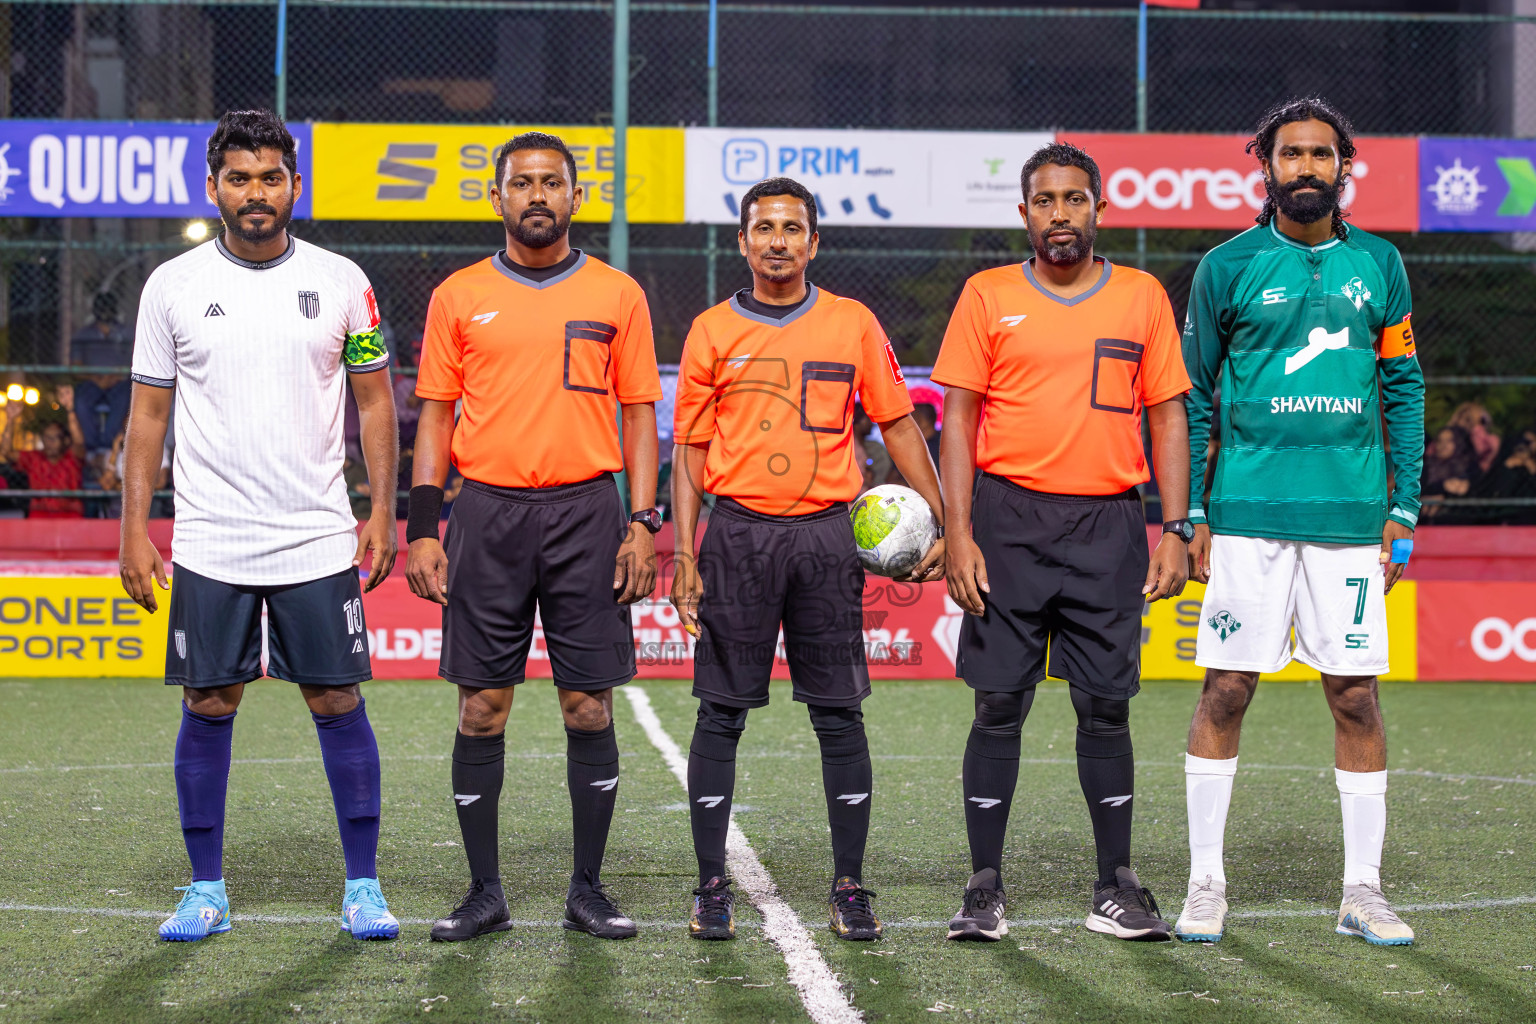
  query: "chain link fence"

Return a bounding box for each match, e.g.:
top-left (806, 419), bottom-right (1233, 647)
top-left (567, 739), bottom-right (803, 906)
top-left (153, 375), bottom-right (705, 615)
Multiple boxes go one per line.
top-left (2, 2), bottom-right (1534, 520)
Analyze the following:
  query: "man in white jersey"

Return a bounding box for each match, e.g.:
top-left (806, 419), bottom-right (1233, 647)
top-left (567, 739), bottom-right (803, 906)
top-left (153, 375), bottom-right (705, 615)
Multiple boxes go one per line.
top-left (119, 110), bottom-right (402, 942)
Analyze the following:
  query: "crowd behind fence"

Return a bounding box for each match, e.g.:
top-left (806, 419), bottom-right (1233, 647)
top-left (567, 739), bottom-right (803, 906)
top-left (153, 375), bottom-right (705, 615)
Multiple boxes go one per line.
top-left (2, 2), bottom-right (1534, 521)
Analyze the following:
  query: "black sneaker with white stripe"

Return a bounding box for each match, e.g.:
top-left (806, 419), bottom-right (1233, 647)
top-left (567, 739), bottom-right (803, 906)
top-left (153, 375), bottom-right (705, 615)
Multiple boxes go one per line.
top-left (1084, 866), bottom-right (1172, 941)
top-left (946, 868), bottom-right (1008, 942)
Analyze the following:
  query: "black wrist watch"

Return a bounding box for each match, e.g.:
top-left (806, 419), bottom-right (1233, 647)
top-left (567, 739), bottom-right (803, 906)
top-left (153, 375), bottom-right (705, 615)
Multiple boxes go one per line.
top-left (629, 508), bottom-right (663, 534)
top-left (1162, 518), bottom-right (1195, 543)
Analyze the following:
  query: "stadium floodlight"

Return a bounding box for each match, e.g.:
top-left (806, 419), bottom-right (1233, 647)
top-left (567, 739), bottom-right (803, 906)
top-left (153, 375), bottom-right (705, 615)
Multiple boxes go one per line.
top-left (6, 384), bottom-right (22, 401)
top-left (184, 220), bottom-right (210, 242)
top-left (24, 387), bottom-right (40, 405)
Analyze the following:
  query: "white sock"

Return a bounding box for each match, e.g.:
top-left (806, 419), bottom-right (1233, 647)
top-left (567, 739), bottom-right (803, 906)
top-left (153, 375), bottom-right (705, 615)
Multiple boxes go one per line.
top-left (1185, 753), bottom-right (1238, 886)
top-left (1336, 768), bottom-right (1388, 887)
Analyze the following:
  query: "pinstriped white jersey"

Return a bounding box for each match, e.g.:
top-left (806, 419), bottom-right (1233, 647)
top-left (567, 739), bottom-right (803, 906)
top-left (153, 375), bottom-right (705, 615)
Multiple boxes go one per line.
top-left (132, 235), bottom-right (389, 586)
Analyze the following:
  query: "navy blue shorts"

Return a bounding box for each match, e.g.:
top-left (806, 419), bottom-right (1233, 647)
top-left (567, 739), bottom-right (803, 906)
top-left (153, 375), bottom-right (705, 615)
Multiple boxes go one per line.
top-left (165, 564), bottom-right (372, 689)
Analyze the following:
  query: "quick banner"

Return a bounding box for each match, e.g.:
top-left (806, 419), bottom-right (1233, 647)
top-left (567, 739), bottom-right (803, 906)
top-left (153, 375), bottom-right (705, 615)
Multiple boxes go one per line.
top-left (0, 120), bottom-right (313, 219)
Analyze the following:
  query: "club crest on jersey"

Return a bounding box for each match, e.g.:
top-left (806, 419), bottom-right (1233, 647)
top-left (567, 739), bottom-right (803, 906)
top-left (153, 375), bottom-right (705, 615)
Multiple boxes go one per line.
top-left (297, 290), bottom-right (320, 320)
top-left (1341, 277), bottom-right (1371, 311)
top-left (1207, 610), bottom-right (1242, 643)
top-left (174, 630), bottom-right (187, 659)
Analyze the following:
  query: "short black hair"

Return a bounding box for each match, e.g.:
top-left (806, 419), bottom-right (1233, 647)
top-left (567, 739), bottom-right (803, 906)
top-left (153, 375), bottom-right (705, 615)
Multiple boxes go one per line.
top-left (207, 110), bottom-right (297, 177)
top-left (1020, 142), bottom-right (1102, 201)
top-left (738, 177), bottom-right (817, 237)
top-left (1246, 96), bottom-right (1357, 239)
top-left (495, 131), bottom-right (578, 187)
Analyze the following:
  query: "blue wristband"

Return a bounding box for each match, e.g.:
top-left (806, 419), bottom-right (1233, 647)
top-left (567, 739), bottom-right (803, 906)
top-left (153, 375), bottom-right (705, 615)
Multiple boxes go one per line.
top-left (1390, 538), bottom-right (1413, 564)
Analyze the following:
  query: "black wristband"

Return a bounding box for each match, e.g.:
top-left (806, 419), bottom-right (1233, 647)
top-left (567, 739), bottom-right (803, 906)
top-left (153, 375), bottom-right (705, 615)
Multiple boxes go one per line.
top-left (406, 485), bottom-right (445, 543)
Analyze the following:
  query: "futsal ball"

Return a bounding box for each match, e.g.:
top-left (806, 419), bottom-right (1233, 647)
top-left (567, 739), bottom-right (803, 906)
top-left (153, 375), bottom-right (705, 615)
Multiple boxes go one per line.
top-left (850, 484), bottom-right (938, 578)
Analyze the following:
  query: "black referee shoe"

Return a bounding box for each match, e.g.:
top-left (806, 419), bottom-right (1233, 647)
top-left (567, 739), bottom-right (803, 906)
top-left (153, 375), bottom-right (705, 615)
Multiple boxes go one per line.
top-left (689, 876), bottom-right (736, 940)
top-left (430, 878), bottom-right (512, 941)
top-left (1085, 866), bottom-right (1172, 941)
top-left (564, 880), bottom-right (638, 940)
top-left (828, 876), bottom-right (883, 941)
top-left (947, 868), bottom-right (1008, 942)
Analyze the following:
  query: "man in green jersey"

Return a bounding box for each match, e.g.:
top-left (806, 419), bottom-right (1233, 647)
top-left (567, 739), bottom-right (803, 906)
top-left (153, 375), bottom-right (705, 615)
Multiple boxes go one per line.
top-left (1173, 98), bottom-right (1424, 947)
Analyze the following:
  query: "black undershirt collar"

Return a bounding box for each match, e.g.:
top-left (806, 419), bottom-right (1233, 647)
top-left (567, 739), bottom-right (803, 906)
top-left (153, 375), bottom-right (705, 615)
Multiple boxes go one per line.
top-left (733, 286), bottom-right (812, 320)
top-left (497, 247), bottom-right (581, 283)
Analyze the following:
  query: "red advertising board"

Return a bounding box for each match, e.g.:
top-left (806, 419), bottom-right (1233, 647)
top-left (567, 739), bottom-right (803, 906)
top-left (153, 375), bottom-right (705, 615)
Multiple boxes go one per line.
top-left (1059, 133), bottom-right (1419, 232)
top-left (1415, 582), bottom-right (1536, 682)
top-left (358, 574), bottom-right (965, 681)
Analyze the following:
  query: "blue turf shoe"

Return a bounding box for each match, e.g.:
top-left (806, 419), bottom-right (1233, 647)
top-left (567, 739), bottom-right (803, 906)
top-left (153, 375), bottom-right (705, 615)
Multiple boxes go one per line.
top-left (341, 877), bottom-right (400, 940)
top-left (158, 880), bottom-right (232, 941)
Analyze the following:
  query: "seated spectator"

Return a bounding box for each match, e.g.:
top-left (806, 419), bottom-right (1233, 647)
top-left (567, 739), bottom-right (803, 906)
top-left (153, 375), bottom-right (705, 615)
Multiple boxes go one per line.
top-left (1421, 425), bottom-right (1479, 520)
top-left (0, 385), bottom-right (88, 517)
top-left (1449, 401), bottom-right (1501, 476)
top-left (98, 426), bottom-right (172, 518)
top-left (1474, 427), bottom-right (1536, 524)
top-left (72, 292), bottom-right (134, 477)
top-left (852, 404), bottom-right (893, 492)
top-left (913, 402), bottom-right (941, 466)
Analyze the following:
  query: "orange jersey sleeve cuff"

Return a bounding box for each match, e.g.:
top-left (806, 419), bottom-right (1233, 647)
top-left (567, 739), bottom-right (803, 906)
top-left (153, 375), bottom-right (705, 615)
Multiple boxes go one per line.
top-left (415, 385), bottom-right (462, 401)
top-left (618, 388), bottom-right (664, 404)
top-left (928, 372), bottom-right (988, 394)
top-left (1378, 315), bottom-right (1416, 359)
top-left (1142, 381), bottom-right (1192, 406)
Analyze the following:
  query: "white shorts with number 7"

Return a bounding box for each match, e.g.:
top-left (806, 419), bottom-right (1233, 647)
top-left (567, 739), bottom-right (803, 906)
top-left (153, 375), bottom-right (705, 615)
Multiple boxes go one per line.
top-left (1195, 533), bottom-right (1389, 677)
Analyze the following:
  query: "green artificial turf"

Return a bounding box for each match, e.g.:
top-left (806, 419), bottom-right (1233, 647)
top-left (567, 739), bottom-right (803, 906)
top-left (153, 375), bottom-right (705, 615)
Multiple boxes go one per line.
top-left (1, 677), bottom-right (1533, 1023)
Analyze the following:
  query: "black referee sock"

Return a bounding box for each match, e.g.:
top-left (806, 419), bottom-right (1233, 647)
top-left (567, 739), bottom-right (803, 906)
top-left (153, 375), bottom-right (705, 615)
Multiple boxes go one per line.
top-left (688, 701), bottom-right (747, 885)
top-left (451, 731), bottom-right (505, 883)
top-left (566, 722), bottom-right (620, 892)
top-left (963, 689), bottom-right (1032, 876)
top-left (1071, 688), bottom-right (1135, 889)
top-left (809, 704), bottom-right (872, 882)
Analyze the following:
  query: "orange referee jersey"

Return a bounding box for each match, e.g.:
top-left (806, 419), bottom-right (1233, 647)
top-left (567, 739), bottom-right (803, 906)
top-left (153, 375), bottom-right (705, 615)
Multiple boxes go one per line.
top-left (417, 251), bottom-right (662, 488)
top-left (674, 285), bottom-right (913, 516)
top-left (931, 258), bottom-right (1190, 495)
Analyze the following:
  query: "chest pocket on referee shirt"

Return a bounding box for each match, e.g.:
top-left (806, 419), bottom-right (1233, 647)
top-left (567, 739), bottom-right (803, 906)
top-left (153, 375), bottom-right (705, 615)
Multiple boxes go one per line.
top-left (563, 320), bottom-right (618, 395)
top-left (1089, 339), bottom-right (1144, 415)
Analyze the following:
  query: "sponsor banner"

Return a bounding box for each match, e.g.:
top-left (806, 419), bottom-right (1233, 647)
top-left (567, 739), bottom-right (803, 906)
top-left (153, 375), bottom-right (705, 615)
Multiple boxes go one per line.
top-left (684, 128), bottom-right (1054, 228)
top-left (309, 123), bottom-right (684, 223)
top-left (1060, 133), bottom-right (1419, 232)
top-left (0, 120), bottom-right (313, 219)
top-left (0, 577), bottom-right (165, 677)
top-left (1419, 138), bottom-right (1536, 232)
top-left (1415, 582), bottom-right (1536, 681)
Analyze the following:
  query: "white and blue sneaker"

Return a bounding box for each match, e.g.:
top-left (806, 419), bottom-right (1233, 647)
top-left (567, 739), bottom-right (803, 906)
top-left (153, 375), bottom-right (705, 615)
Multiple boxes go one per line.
top-left (1337, 882), bottom-right (1415, 946)
top-left (1174, 875), bottom-right (1229, 942)
top-left (158, 880), bottom-right (232, 941)
top-left (341, 877), bottom-right (400, 940)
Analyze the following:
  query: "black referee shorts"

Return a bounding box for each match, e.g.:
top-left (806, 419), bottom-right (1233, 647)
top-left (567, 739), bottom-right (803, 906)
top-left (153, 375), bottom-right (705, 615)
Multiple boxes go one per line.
top-left (164, 564), bottom-right (372, 689)
top-left (440, 474), bottom-right (635, 691)
top-left (692, 497), bottom-right (869, 710)
top-left (956, 473), bottom-right (1148, 700)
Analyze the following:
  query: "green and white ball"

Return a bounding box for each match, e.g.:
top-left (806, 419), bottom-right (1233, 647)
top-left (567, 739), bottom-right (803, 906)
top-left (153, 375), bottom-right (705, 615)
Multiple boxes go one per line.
top-left (850, 484), bottom-right (938, 578)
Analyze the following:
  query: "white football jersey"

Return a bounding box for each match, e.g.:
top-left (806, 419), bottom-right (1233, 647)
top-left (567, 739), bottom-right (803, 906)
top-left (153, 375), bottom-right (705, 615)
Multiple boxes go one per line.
top-left (132, 235), bottom-right (389, 586)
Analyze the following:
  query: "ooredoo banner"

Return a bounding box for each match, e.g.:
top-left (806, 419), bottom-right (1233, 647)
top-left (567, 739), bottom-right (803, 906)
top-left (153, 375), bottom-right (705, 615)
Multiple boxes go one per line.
top-left (0, 120), bottom-right (313, 219)
top-left (1059, 133), bottom-right (1419, 232)
top-left (1415, 582), bottom-right (1536, 681)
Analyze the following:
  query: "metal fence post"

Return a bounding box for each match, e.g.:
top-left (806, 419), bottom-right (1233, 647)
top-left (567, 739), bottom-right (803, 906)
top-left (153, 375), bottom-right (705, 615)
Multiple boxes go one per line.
top-left (1135, 1), bottom-right (1147, 270)
top-left (275, 0), bottom-right (288, 118)
top-left (612, 0), bottom-right (631, 508)
top-left (704, 0), bottom-right (720, 307)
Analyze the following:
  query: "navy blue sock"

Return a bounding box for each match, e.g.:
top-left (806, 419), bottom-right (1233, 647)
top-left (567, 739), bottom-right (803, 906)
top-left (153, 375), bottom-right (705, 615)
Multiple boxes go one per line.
top-left (174, 704), bottom-right (236, 883)
top-left (313, 698), bottom-right (382, 880)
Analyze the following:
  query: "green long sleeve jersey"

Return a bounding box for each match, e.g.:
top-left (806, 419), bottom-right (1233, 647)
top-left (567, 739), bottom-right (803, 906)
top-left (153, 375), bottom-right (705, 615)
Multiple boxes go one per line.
top-left (1183, 222), bottom-right (1425, 544)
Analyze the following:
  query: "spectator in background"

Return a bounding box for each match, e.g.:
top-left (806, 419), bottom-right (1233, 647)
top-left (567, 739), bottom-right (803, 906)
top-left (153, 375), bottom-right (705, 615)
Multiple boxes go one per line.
top-left (1421, 425), bottom-right (1479, 520)
top-left (0, 384), bottom-right (88, 517)
top-left (72, 293), bottom-right (135, 498)
top-left (852, 403), bottom-right (893, 491)
top-left (394, 337), bottom-right (424, 447)
top-left (1449, 401), bottom-right (1501, 476)
top-left (912, 402), bottom-right (941, 466)
top-left (1474, 426), bottom-right (1536, 524)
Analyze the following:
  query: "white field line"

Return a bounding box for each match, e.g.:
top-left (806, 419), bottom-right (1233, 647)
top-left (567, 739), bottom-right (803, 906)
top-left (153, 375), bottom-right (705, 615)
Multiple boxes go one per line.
top-left (5, 754), bottom-right (1533, 787)
top-left (4, 894), bottom-right (1532, 933)
top-left (624, 685), bottom-right (863, 1024)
